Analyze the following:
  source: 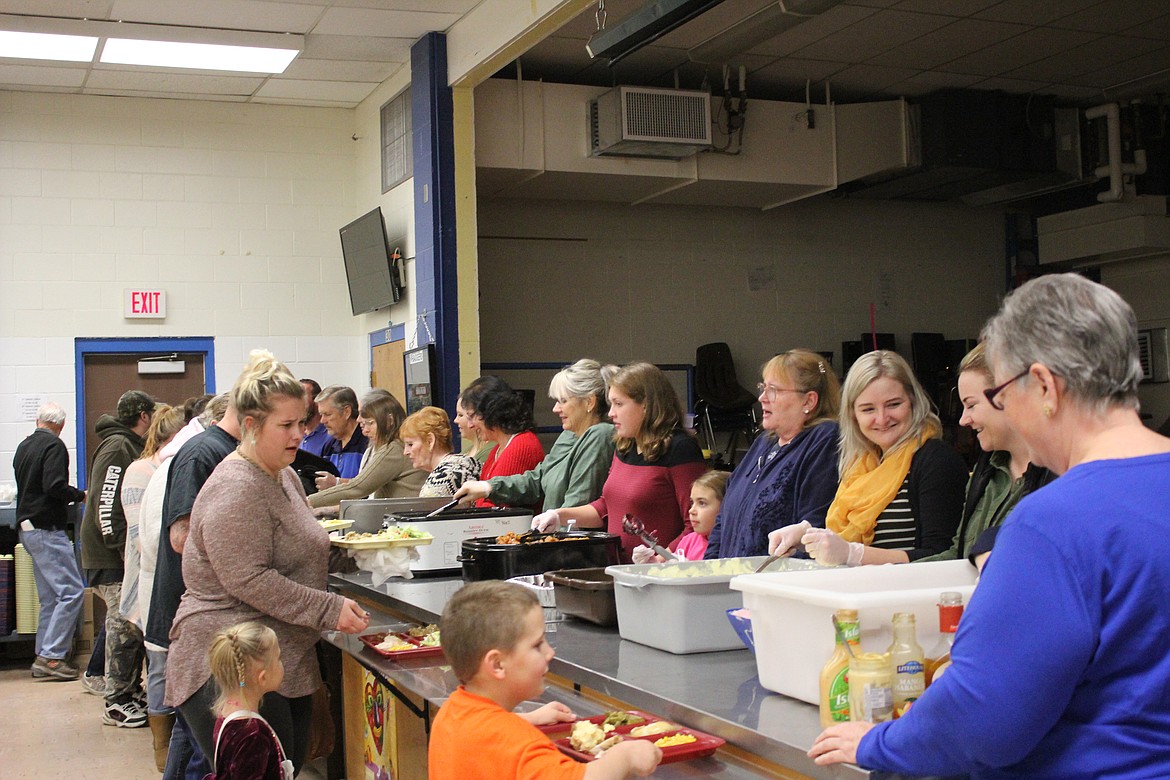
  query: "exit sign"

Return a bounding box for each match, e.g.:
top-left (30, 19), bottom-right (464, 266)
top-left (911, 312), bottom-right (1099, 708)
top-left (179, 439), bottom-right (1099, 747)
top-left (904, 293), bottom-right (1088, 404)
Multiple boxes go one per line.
top-left (124, 289), bottom-right (167, 319)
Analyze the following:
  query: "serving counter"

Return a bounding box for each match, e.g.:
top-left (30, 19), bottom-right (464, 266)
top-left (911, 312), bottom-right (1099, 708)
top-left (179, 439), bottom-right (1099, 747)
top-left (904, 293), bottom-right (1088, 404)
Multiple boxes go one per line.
top-left (325, 571), bottom-right (889, 780)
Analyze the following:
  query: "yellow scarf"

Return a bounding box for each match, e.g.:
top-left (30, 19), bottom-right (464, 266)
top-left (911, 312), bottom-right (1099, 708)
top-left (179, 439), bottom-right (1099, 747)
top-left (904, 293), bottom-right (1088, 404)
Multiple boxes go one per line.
top-left (826, 424), bottom-right (938, 545)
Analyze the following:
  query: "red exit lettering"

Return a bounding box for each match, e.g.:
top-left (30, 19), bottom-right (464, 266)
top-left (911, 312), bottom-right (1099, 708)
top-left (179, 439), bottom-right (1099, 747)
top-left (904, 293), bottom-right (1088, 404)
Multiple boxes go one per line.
top-left (131, 291), bottom-right (161, 314)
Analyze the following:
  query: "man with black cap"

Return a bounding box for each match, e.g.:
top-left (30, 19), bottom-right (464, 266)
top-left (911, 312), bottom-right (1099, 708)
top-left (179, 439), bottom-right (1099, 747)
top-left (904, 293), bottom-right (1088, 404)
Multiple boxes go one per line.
top-left (80, 389), bottom-right (155, 728)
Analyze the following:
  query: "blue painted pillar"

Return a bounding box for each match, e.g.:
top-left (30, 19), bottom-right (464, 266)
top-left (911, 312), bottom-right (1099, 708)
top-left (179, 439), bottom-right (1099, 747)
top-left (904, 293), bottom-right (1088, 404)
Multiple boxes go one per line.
top-left (411, 32), bottom-right (460, 414)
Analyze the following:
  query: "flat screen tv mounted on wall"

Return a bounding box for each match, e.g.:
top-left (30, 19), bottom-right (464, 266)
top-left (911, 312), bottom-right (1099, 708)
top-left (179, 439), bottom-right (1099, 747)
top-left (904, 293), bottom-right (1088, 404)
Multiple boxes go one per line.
top-left (339, 207), bottom-right (404, 315)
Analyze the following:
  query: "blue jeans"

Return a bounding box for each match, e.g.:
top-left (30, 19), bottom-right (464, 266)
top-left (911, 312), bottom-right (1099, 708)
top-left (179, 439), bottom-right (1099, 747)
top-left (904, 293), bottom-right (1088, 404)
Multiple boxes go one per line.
top-left (146, 648), bottom-right (173, 715)
top-left (164, 711), bottom-right (210, 780)
top-left (18, 527), bottom-right (85, 660)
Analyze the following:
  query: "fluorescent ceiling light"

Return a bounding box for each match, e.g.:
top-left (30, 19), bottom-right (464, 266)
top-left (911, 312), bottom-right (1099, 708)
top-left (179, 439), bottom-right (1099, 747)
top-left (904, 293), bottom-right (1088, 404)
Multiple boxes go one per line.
top-left (0, 30), bottom-right (97, 62)
top-left (101, 38), bottom-right (298, 73)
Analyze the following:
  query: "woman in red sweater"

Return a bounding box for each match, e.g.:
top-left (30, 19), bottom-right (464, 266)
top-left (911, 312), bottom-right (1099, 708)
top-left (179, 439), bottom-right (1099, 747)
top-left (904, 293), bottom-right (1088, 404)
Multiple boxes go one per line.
top-left (460, 376), bottom-right (545, 509)
top-left (534, 362), bottom-right (707, 561)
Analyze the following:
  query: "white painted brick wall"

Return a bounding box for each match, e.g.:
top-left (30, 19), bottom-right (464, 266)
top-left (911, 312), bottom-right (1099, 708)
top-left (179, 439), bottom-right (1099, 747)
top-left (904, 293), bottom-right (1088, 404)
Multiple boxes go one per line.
top-left (0, 90), bottom-right (409, 483)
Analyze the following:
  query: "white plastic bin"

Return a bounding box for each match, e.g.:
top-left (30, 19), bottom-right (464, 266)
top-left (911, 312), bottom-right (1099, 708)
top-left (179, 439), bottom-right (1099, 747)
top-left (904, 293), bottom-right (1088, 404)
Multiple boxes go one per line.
top-left (730, 561), bottom-right (977, 704)
top-left (605, 557), bottom-right (822, 654)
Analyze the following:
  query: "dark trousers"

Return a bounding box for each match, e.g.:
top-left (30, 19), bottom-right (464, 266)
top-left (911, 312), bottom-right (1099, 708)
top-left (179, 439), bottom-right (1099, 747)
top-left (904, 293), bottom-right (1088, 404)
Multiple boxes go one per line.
top-left (178, 676), bottom-right (313, 773)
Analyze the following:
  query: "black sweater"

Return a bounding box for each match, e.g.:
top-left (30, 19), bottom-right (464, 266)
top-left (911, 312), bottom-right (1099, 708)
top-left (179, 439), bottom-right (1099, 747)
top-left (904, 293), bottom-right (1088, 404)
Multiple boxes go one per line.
top-left (13, 428), bottom-right (85, 530)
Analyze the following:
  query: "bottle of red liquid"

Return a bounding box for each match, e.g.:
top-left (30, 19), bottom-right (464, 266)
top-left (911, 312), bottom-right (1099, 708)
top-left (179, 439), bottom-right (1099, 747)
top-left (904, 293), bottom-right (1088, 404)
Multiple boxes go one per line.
top-left (925, 591), bottom-right (963, 686)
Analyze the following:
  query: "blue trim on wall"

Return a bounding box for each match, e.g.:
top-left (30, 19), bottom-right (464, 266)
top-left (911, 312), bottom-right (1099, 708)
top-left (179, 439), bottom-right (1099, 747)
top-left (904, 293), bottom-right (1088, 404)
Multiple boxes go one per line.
top-left (74, 336), bottom-right (216, 490)
top-left (411, 33), bottom-right (460, 416)
top-left (368, 324), bottom-right (407, 349)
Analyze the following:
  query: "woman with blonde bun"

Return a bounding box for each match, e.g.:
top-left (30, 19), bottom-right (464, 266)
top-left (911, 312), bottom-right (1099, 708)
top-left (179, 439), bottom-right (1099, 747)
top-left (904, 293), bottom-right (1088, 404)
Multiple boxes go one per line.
top-left (166, 350), bottom-right (370, 773)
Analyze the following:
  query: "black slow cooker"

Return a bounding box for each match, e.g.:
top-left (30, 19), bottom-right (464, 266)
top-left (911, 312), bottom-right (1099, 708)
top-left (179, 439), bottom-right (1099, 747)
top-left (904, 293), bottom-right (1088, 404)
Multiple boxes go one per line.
top-left (460, 531), bottom-right (622, 581)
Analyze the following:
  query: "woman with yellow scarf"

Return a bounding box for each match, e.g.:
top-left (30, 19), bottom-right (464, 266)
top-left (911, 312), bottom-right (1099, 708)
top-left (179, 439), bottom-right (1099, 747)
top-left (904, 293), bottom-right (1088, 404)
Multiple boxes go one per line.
top-left (769, 351), bottom-right (966, 565)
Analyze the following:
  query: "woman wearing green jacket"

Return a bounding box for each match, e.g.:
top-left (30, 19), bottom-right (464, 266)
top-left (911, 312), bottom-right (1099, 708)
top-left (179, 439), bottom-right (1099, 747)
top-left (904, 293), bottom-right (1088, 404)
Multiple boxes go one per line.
top-left (455, 359), bottom-right (616, 511)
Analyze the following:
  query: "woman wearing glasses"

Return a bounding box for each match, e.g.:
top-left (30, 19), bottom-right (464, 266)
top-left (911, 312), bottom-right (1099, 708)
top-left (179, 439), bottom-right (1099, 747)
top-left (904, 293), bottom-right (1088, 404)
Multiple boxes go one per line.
top-left (917, 343), bottom-right (1054, 564)
top-left (810, 273), bottom-right (1170, 778)
top-left (771, 350), bottom-right (966, 565)
top-left (704, 349), bottom-right (841, 559)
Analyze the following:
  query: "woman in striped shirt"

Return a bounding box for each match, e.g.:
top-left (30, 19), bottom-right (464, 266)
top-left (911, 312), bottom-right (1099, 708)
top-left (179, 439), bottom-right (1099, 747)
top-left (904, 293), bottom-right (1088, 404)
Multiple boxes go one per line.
top-left (770, 350), bottom-right (966, 565)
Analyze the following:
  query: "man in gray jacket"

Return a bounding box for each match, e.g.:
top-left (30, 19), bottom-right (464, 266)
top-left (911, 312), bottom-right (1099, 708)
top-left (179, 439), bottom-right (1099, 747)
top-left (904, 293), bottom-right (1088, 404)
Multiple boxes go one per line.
top-left (80, 390), bottom-right (155, 728)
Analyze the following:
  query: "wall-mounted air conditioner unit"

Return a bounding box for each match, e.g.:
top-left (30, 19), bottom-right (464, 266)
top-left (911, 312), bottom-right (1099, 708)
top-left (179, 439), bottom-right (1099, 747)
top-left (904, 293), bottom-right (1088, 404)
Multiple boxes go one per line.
top-left (589, 86), bottom-right (712, 160)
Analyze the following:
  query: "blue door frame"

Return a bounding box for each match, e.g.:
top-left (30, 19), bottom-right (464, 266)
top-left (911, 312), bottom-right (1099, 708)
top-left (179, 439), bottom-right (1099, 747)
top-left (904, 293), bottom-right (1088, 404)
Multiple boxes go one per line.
top-left (74, 336), bottom-right (216, 489)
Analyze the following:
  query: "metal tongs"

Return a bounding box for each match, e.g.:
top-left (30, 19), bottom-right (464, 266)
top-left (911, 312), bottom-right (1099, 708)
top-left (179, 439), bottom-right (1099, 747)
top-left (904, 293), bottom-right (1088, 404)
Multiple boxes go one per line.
top-left (621, 515), bottom-right (679, 561)
top-left (425, 498), bottom-right (460, 518)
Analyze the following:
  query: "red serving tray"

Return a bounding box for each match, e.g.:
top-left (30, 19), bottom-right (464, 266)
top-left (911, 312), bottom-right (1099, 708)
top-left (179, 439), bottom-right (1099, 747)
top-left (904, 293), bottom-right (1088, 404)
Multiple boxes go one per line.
top-left (358, 631), bottom-right (445, 660)
top-left (541, 710), bottom-right (725, 764)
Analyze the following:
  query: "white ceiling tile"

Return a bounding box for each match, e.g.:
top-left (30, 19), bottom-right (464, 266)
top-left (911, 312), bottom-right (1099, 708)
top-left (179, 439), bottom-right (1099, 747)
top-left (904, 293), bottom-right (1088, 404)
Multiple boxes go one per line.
top-left (655, 0), bottom-right (790, 49)
top-left (827, 62), bottom-right (920, 94)
top-left (794, 10), bottom-right (953, 62)
top-left (332, 0), bottom-right (480, 12)
top-left (867, 18), bottom-right (1029, 69)
top-left (0, 62), bottom-right (87, 87)
top-left (255, 77), bottom-right (377, 104)
top-left (882, 69), bottom-right (983, 97)
top-left (313, 7), bottom-right (461, 38)
top-left (1076, 46), bottom-right (1170, 91)
top-left (939, 26), bottom-right (1099, 76)
top-left (1055, 0), bottom-right (1170, 34)
top-left (110, 0), bottom-right (325, 34)
top-left (1005, 34), bottom-right (1165, 82)
top-left (87, 68), bottom-right (264, 94)
top-left (750, 57), bottom-right (849, 85)
top-left (84, 87), bottom-right (250, 101)
top-left (0, 1), bottom-right (111, 17)
top-left (973, 0), bottom-right (1103, 26)
top-left (966, 75), bottom-right (1052, 94)
top-left (892, 0), bottom-right (1000, 17)
top-left (746, 5), bottom-right (881, 57)
top-left (302, 34), bottom-right (413, 63)
top-left (281, 57), bottom-right (399, 83)
top-left (1123, 12), bottom-right (1170, 41)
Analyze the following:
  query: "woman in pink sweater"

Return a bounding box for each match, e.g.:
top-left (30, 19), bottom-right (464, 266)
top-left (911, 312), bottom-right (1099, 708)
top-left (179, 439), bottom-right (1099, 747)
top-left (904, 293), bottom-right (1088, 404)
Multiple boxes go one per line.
top-left (165, 350), bottom-right (370, 773)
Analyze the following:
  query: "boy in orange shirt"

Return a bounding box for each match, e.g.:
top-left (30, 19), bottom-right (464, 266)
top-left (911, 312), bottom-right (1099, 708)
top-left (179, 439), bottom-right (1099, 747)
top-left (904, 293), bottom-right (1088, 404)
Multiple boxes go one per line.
top-left (428, 581), bottom-right (661, 780)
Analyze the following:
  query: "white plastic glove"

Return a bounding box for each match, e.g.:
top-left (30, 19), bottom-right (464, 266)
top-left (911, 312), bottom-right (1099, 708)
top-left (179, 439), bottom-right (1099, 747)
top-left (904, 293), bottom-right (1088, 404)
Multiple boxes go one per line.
top-left (801, 528), bottom-right (864, 566)
top-left (453, 480), bottom-right (491, 504)
top-left (768, 520), bottom-right (811, 556)
top-left (531, 510), bottom-right (560, 532)
top-left (631, 545), bottom-right (657, 565)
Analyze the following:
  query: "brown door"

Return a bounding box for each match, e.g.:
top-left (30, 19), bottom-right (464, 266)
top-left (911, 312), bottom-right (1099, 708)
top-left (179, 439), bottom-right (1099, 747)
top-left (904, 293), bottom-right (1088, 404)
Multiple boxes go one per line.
top-left (82, 352), bottom-right (207, 480)
top-left (371, 341), bottom-right (407, 407)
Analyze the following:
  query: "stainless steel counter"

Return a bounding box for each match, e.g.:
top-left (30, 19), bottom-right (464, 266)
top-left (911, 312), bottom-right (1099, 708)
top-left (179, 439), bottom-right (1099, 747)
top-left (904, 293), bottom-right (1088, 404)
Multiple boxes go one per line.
top-left (328, 571), bottom-right (872, 779)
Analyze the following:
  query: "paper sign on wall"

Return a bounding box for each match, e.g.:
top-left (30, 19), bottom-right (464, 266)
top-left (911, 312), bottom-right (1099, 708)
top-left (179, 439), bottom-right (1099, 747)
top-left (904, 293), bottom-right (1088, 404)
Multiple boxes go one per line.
top-left (124, 289), bottom-right (167, 319)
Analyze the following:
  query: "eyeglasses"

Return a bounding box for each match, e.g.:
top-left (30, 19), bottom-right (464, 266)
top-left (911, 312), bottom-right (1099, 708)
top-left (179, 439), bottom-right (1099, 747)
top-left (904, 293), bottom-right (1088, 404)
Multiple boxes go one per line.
top-left (983, 369), bottom-right (1029, 411)
top-left (756, 383), bottom-right (804, 402)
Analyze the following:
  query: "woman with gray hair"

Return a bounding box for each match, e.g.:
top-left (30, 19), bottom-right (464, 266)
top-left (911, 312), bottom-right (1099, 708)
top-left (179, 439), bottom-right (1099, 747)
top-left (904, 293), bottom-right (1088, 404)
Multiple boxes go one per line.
top-left (770, 350), bottom-right (966, 565)
top-left (810, 273), bottom-right (1170, 777)
top-left (453, 359), bottom-right (616, 511)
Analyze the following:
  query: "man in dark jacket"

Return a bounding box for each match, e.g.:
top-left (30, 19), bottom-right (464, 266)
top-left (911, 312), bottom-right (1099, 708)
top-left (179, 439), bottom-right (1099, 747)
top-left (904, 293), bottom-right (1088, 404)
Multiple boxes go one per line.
top-left (80, 389), bottom-right (155, 728)
top-left (13, 402), bottom-right (86, 681)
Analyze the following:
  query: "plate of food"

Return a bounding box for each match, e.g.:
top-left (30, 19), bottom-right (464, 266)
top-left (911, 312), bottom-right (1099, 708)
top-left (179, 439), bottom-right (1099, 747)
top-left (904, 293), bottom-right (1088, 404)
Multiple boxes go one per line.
top-left (542, 710), bottom-right (723, 764)
top-left (331, 525), bottom-right (433, 549)
top-left (359, 626), bottom-right (444, 660)
top-left (318, 518), bottom-right (354, 532)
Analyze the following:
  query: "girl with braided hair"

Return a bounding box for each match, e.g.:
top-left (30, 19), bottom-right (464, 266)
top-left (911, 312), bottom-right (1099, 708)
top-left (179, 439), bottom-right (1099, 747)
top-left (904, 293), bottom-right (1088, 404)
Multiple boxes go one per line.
top-left (205, 622), bottom-right (293, 780)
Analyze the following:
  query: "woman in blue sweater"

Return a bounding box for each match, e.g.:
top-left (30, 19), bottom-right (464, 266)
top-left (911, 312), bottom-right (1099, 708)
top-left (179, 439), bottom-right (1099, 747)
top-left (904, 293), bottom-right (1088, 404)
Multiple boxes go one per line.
top-left (810, 273), bottom-right (1170, 779)
top-left (704, 349), bottom-right (841, 559)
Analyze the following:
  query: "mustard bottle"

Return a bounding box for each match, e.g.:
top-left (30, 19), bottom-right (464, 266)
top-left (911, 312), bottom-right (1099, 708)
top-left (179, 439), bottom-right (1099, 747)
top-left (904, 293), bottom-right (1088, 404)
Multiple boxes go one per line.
top-left (819, 609), bottom-right (860, 727)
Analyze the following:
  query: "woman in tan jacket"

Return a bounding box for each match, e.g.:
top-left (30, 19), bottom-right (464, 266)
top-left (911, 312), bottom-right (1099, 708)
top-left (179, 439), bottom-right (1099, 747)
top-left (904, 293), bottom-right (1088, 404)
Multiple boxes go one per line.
top-left (308, 389), bottom-right (425, 509)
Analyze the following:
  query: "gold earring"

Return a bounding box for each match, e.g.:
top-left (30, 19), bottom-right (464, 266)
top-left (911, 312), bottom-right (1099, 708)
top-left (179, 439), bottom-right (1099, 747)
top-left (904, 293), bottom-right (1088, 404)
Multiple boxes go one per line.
top-left (1043, 405), bottom-right (1054, 418)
